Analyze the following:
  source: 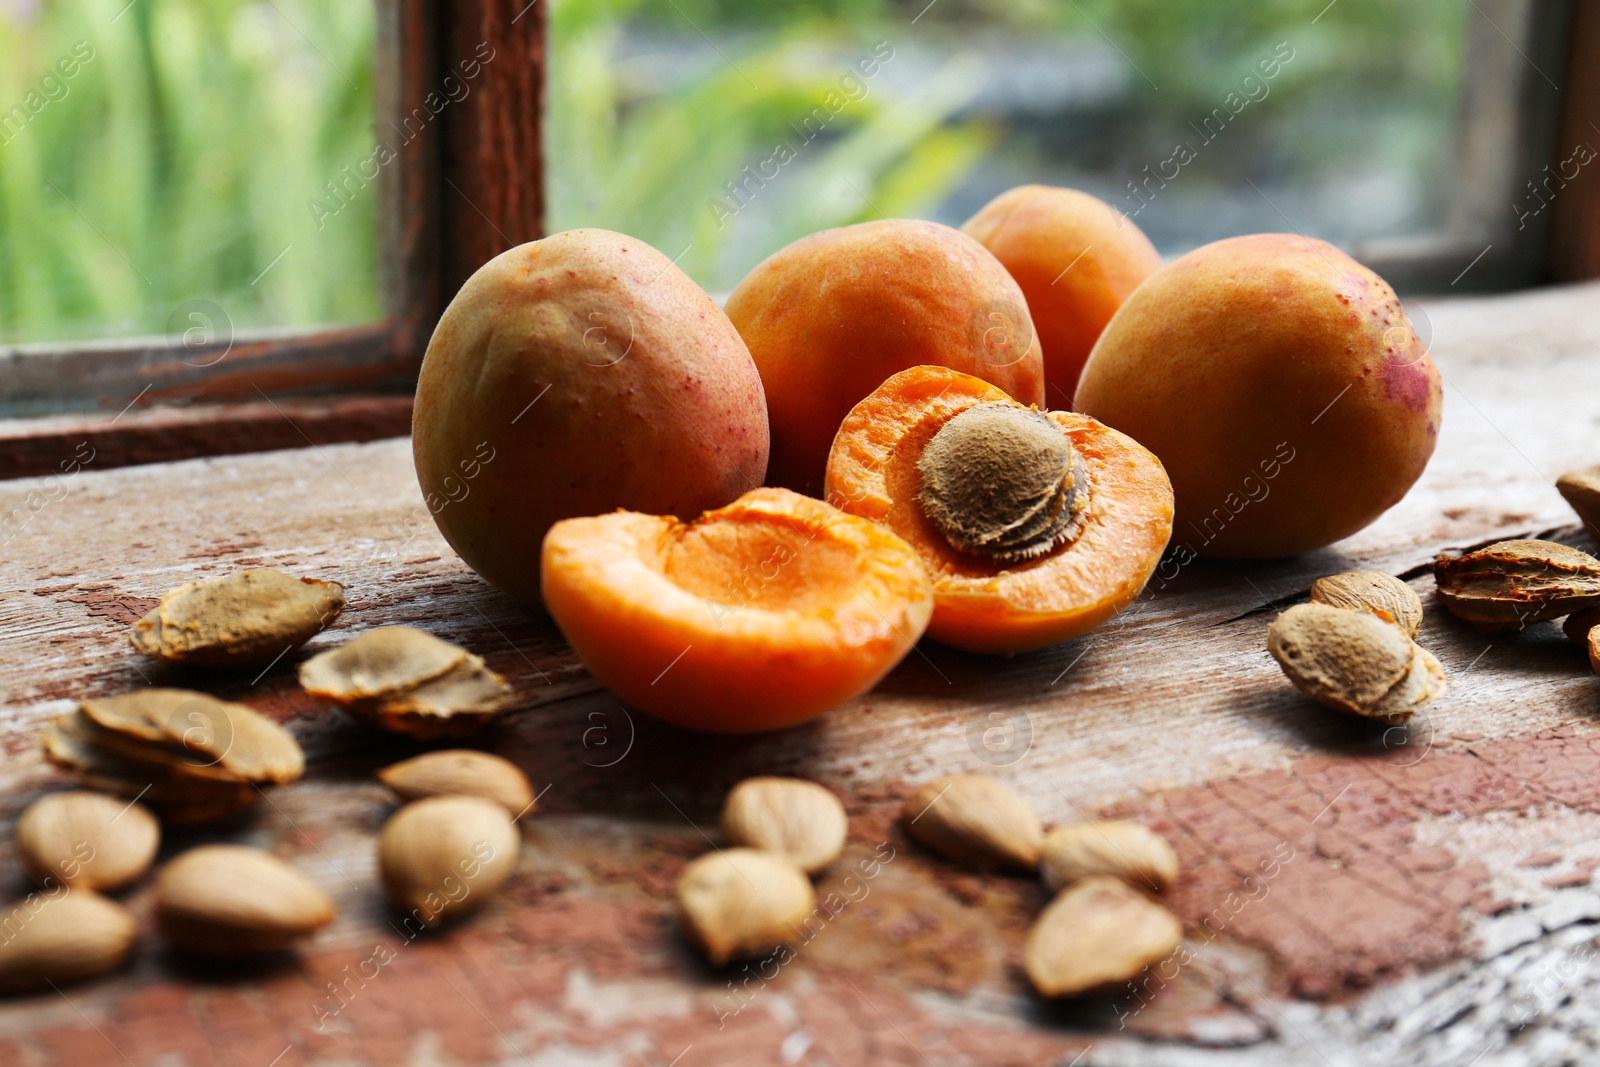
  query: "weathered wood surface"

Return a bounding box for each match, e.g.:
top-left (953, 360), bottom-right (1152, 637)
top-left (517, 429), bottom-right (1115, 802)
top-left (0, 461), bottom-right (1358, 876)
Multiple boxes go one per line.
top-left (0, 281), bottom-right (1597, 1066)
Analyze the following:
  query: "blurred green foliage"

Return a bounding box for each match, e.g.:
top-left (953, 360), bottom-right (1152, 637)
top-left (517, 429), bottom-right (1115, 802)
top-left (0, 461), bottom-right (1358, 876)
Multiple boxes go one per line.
top-left (0, 0), bottom-right (1466, 343)
top-left (552, 0), bottom-right (1467, 288)
top-left (622, 0), bottom-right (1465, 115)
top-left (1088, 0), bottom-right (1467, 178)
top-left (0, 0), bottom-right (376, 345)
top-left (547, 0), bottom-right (995, 292)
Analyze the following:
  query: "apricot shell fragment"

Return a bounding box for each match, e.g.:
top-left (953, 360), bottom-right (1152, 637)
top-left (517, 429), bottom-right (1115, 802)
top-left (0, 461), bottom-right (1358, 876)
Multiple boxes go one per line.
top-left (825, 365), bottom-right (1173, 654)
top-left (298, 627), bottom-right (514, 738)
top-left (41, 689), bottom-right (303, 824)
top-left (130, 568), bottom-right (344, 668)
top-left (1434, 539), bottom-right (1600, 632)
top-left (541, 487), bottom-right (933, 733)
top-left (41, 731), bottom-right (259, 825)
top-left (298, 626), bottom-right (463, 699)
top-left (78, 689), bottom-right (304, 783)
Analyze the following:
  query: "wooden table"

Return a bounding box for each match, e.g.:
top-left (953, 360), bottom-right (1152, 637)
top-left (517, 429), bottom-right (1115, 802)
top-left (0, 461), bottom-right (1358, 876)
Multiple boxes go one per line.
top-left (1, 280), bottom-right (1598, 1067)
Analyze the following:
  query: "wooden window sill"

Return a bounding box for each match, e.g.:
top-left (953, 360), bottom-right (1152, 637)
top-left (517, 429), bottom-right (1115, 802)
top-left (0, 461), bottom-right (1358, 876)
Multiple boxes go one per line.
top-left (0, 394), bottom-right (415, 481)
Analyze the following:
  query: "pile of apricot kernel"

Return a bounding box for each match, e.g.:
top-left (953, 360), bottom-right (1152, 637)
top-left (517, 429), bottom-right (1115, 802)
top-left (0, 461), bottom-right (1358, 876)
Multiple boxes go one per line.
top-left (413, 228), bottom-right (769, 605)
top-left (1075, 233), bottom-right (1441, 557)
top-left (960, 184), bottom-right (1162, 397)
top-left (826, 365), bottom-right (1174, 654)
top-left (540, 487), bottom-right (933, 733)
top-left (725, 218), bottom-right (1044, 497)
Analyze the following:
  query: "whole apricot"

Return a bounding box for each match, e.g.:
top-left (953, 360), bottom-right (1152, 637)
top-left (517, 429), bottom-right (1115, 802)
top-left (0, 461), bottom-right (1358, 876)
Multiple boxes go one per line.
top-left (961, 185), bottom-right (1162, 398)
top-left (541, 488), bottom-right (932, 733)
top-left (725, 219), bottom-right (1045, 496)
top-left (413, 229), bottom-right (769, 603)
top-left (1073, 234), bottom-right (1441, 558)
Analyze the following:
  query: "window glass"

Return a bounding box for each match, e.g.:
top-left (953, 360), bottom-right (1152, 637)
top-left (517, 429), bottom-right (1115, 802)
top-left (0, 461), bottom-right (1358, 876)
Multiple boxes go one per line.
top-left (548, 0), bottom-right (1467, 294)
top-left (0, 0), bottom-right (378, 345)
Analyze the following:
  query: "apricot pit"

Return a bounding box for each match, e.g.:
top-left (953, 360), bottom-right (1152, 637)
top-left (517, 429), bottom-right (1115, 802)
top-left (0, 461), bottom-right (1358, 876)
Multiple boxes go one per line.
top-left (918, 403), bottom-right (1086, 563)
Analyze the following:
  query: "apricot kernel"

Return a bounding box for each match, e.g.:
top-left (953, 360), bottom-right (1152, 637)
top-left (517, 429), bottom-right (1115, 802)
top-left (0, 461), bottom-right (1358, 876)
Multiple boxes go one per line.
top-left (1025, 875), bottom-right (1181, 998)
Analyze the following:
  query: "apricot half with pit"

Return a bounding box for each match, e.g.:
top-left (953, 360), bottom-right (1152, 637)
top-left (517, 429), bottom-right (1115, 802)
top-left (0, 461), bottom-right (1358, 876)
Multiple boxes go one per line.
top-left (826, 366), bottom-right (1173, 654)
top-left (541, 487), bottom-right (933, 732)
top-left (961, 184), bottom-right (1162, 398)
top-left (413, 229), bottom-right (769, 604)
top-left (1073, 233), bottom-right (1442, 558)
top-left (725, 219), bottom-right (1045, 497)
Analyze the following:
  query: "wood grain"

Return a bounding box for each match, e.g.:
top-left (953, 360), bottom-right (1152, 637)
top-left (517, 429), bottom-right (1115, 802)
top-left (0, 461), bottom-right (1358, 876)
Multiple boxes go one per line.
top-left (0, 395), bottom-right (413, 481)
top-left (436, 0), bottom-right (547, 299)
top-left (0, 281), bottom-right (1597, 1065)
top-left (1546, 0), bottom-right (1600, 283)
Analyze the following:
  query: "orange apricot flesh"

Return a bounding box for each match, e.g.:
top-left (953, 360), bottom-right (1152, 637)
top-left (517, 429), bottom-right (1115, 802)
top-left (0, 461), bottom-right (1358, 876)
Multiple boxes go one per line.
top-left (825, 366), bottom-right (1173, 654)
top-left (541, 488), bottom-right (933, 733)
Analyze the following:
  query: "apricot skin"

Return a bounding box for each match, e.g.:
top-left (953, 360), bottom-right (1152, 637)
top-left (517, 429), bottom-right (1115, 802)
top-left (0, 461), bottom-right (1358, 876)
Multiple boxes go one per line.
top-left (413, 229), bottom-right (769, 604)
top-left (1073, 234), bottom-right (1442, 558)
top-left (962, 185), bottom-right (1161, 399)
top-left (725, 219), bottom-right (1046, 497)
top-left (827, 366), bottom-right (1173, 655)
top-left (541, 488), bottom-right (933, 733)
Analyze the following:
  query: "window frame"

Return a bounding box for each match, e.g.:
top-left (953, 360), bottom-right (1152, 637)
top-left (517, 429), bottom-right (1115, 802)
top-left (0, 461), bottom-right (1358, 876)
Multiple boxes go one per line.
top-left (0, 0), bottom-right (1594, 480)
top-left (0, 0), bottom-right (546, 477)
top-left (1357, 0), bottom-right (1577, 292)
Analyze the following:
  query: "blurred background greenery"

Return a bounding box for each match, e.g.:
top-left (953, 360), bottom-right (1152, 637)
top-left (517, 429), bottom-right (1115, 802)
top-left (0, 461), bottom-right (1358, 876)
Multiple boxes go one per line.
top-left (0, 0), bottom-right (1466, 344)
top-left (551, 0), bottom-right (1468, 292)
top-left (0, 0), bottom-right (375, 345)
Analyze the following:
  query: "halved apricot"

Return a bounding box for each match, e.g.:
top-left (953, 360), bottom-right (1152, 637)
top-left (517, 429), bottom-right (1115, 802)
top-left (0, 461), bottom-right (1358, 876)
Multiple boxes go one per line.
top-left (541, 488), bottom-right (933, 733)
top-left (825, 366), bottom-right (1173, 654)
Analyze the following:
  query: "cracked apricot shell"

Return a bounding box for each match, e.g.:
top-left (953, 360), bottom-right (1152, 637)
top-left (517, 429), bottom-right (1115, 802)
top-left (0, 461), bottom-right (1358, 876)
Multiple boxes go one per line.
top-left (825, 366), bottom-right (1173, 654)
top-left (130, 568), bottom-right (344, 668)
top-left (540, 487), bottom-right (933, 733)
